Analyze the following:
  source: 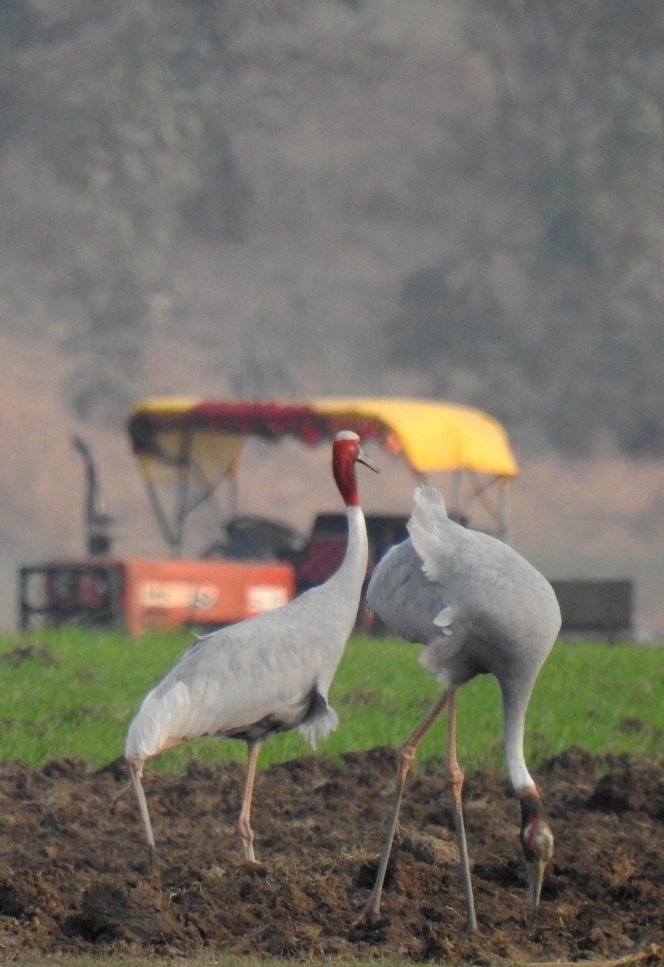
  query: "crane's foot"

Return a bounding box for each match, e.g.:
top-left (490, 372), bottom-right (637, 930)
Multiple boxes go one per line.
top-left (351, 896), bottom-right (391, 934)
top-left (351, 854), bottom-right (398, 928)
top-left (239, 838), bottom-right (256, 863)
top-left (352, 893), bottom-right (382, 927)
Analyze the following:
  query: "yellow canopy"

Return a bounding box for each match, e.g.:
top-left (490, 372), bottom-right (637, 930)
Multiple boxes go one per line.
top-left (311, 398), bottom-right (519, 477)
top-left (128, 396), bottom-right (518, 479)
top-left (126, 396), bottom-right (518, 548)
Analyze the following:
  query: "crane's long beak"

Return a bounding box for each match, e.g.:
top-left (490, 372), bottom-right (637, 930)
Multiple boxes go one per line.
top-left (526, 857), bottom-right (548, 929)
top-left (357, 447), bottom-right (379, 473)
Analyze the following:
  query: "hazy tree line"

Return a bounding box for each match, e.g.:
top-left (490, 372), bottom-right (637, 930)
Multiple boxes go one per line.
top-left (1, 0), bottom-right (663, 456)
top-left (386, 0), bottom-right (664, 455)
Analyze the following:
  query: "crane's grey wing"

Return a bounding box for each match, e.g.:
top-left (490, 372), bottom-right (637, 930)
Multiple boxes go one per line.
top-left (366, 484), bottom-right (562, 694)
top-left (410, 484), bottom-right (561, 660)
top-left (367, 538), bottom-right (457, 644)
top-left (407, 484), bottom-right (516, 610)
top-left (369, 484), bottom-right (512, 654)
top-left (126, 595), bottom-right (340, 761)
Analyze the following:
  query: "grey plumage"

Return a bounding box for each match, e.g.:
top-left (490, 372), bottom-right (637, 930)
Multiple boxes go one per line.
top-left (361, 484), bottom-right (560, 930)
top-left (125, 430), bottom-right (378, 868)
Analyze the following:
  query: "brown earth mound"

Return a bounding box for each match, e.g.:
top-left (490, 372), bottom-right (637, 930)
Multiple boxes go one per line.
top-left (0, 746), bottom-right (662, 964)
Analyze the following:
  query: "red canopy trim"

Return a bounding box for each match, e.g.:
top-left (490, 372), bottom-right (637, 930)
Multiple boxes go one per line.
top-left (128, 401), bottom-right (391, 463)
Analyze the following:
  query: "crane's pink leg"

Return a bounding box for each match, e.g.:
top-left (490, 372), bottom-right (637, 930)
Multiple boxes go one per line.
top-left (238, 741), bottom-right (261, 861)
top-left (358, 690), bottom-right (450, 921)
top-left (447, 693), bottom-right (478, 932)
top-left (127, 756), bottom-right (158, 871)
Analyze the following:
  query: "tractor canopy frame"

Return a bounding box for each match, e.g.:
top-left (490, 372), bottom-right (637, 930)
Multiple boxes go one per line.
top-left (126, 396), bottom-right (519, 554)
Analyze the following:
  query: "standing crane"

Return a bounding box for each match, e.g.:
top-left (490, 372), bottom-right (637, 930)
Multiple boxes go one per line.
top-left (359, 484), bottom-right (560, 931)
top-left (125, 430), bottom-right (378, 869)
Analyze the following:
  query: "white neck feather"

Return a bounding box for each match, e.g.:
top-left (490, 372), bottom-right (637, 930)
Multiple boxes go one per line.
top-left (327, 504), bottom-right (368, 606)
top-left (503, 690), bottom-right (536, 793)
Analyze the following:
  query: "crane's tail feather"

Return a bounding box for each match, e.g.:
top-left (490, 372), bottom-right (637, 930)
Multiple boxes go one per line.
top-left (299, 705), bottom-right (339, 750)
top-left (407, 484), bottom-right (449, 585)
top-left (125, 681), bottom-right (190, 762)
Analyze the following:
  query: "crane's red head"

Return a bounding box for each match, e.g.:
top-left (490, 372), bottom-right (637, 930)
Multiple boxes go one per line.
top-left (332, 430), bottom-right (379, 505)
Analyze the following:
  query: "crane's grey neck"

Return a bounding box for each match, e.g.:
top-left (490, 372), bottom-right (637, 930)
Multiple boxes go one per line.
top-left (345, 503), bottom-right (368, 568)
top-left (503, 690), bottom-right (536, 793)
top-left (329, 504), bottom-right (369, 605)
top-left (506, 749), bottom-right (536, 794)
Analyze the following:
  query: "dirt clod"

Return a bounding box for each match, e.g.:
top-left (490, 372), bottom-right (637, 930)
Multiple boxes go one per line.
top-left (0, 747), bottom-right (661, 962)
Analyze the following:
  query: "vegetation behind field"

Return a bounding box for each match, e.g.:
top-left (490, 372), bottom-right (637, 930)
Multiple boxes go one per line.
top-left (0, 629), bottom-right (662, 774)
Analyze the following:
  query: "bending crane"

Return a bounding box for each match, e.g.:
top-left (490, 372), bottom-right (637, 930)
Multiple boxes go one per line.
top-left (360, 484), bottom-right (560, 930)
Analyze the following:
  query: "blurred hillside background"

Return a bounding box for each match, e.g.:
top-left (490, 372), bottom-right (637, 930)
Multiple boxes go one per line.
top-left (2, 0), bottom-right (664, 635)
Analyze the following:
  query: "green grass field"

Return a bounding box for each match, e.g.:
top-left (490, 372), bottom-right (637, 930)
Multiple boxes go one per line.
top-left (0, 628), bottom-right (662, 774)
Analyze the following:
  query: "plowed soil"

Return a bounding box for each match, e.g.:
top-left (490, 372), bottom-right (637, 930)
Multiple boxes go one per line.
top-left (0, 746), bottom-right (662, 964)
